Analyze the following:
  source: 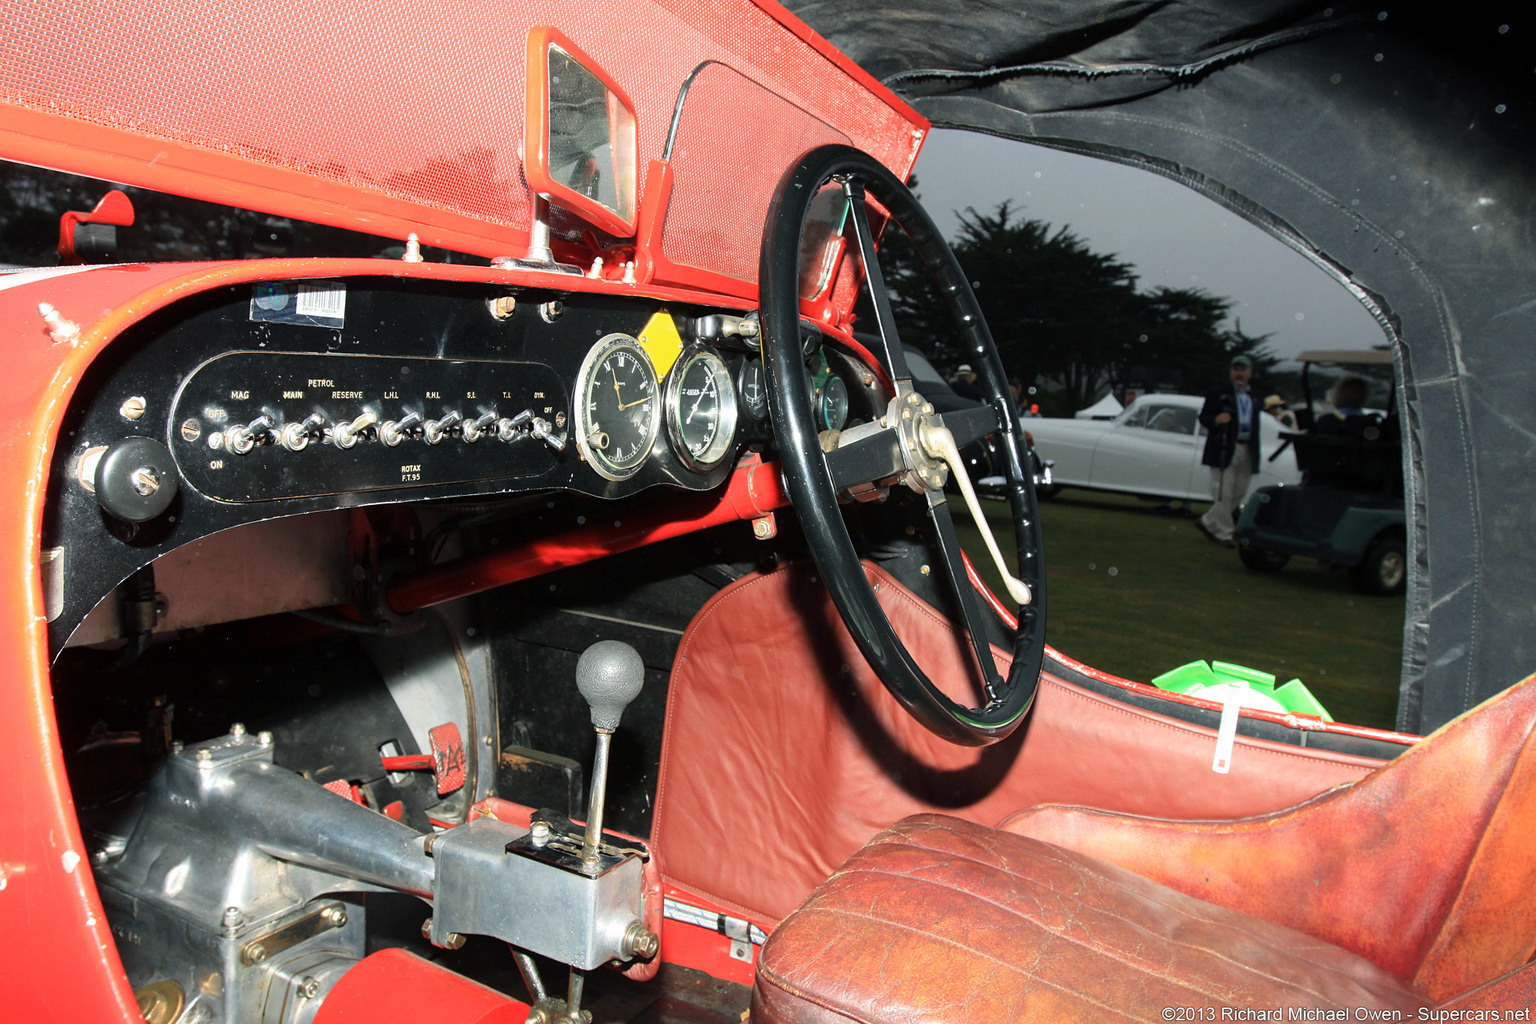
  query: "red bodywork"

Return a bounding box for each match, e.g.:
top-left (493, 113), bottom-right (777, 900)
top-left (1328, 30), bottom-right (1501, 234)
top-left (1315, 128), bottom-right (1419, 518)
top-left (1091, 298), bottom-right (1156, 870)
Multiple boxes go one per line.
top-left (0, 3), bottom-right (921, 1017)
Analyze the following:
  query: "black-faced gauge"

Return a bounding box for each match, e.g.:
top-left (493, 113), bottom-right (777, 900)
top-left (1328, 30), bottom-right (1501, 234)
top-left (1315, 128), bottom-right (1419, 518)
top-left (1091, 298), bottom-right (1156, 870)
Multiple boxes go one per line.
top-left (665, 345), bottom-right (738, 471)
top-left (818, 374), bottom-right (849, 431)
top-left (736, 358), bottom-right (767, 423)
top-left (574, 333), bottom-right (661, 481)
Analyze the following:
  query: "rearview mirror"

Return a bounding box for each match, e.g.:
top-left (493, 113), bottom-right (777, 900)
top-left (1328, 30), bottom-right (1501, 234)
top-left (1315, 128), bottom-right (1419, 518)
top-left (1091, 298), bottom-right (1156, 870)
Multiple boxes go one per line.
top-left (526, 28), bottom-right (638, 238)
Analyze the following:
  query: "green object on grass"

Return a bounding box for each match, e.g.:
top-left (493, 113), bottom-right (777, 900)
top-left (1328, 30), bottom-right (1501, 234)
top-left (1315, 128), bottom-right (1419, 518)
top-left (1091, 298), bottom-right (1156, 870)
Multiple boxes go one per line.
top-left (1151, 660), bottom-right (1333, 721)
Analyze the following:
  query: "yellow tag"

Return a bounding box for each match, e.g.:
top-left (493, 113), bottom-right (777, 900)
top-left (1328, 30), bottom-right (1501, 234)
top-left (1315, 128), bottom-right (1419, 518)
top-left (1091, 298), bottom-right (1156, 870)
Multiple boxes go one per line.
top-left (637, 311), bottom-right (684, 379)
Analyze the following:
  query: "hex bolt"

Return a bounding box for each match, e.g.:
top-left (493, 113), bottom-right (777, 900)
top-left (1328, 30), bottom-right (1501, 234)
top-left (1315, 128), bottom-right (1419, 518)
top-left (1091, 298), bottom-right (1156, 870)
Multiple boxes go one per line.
top-left (228, 722), bottom-right (246, 738)
top-left (298, 976), bottom-right (321, 1000)
top-left (222, 906), bottom-right (243, 929)
top-left (195, 748), bottom-right (213, 765)
top-left (539, 300), bottom-right (564, 322)
top-left (257, 731), bottom-right (273, 746)
top-left (246, 943), bottom-right (268, 963)
top-left (423, 833), bottom-right (438, 857)
top-left (420, 917), bottom-right (464, 949)
top-left (488, 295), bottom-right (517, 319)
top-left (621, 921), bottom-right (660, 960)
top-left (322, 905), bottom-right (347, 928)
top-left (529, 820), bottom-right (553, 847)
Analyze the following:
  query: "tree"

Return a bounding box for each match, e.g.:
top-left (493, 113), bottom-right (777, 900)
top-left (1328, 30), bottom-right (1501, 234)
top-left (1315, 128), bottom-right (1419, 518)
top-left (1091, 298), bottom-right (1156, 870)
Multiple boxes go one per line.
top-left (877, 200), bottom-right (1275, 409)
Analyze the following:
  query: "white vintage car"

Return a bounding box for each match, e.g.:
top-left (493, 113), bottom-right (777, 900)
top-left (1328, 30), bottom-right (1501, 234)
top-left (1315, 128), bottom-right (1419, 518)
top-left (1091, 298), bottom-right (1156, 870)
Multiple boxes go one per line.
top-left (1027, 394), bottom-right (1300, 501)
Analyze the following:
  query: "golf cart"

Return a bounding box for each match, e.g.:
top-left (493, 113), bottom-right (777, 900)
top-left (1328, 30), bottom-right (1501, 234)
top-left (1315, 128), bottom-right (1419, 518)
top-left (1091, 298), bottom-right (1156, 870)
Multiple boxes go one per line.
top-left (1234, 350), bottom-right (1405, 594)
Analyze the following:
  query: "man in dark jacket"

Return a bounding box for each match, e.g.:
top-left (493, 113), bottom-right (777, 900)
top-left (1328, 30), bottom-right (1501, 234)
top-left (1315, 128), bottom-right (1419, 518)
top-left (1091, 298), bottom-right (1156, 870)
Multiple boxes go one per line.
top-left (1197, 355), bottom-right (1261, 546)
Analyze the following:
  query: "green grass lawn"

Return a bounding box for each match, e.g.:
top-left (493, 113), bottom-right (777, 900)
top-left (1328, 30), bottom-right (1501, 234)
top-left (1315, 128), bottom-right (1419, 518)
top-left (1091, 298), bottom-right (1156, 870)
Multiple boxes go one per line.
top-left (953, 491), bottom-right (1407, 730)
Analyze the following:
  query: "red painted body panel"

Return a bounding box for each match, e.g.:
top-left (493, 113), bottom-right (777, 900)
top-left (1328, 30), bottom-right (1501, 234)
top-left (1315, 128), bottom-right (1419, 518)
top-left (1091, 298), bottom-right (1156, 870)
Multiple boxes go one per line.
top-left (0, 1), bottom-right (926, 267)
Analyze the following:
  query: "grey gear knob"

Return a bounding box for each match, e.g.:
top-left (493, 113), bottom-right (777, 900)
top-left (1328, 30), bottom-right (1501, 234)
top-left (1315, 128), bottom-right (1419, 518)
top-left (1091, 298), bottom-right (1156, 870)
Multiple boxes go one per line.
top-left (576, 640), bottom-right (644, 731)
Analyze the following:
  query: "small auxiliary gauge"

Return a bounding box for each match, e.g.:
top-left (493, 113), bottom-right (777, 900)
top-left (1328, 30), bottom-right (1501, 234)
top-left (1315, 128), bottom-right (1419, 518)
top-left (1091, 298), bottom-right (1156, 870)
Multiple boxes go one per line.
top-left (736, 358), bottom-right (767, 423)
top-left (665, 346), bottom-right (739, 471)
top-left (574, 333), bottom-right (661, 481)
top-left (818, 375), bottom-right (849, 431)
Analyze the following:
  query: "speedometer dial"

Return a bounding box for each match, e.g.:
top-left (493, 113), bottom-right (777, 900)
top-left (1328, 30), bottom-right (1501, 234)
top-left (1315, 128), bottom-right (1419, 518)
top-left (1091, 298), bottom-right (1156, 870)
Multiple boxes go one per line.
top-left (665, 346), bottom-right (738, 471)
top-left (574, 333), bottom-right (661, 481)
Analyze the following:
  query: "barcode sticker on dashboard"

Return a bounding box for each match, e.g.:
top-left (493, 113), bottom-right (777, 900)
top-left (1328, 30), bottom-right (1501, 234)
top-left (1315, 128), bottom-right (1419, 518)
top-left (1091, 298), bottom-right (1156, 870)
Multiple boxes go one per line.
top-left (296, 283), bottom-right (346, 320)
top-left (250, 280), bottom-right (346, 329)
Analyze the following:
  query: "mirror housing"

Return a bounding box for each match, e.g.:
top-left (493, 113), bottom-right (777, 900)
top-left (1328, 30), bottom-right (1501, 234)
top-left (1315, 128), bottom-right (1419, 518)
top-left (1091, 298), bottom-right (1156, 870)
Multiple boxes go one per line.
top-left (525, 27), bottom-right (638, 238)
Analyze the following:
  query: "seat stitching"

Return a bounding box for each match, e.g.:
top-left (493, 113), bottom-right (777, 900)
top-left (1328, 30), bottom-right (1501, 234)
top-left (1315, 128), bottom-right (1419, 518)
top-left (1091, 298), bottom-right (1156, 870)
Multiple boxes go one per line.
top-left (754, 971), bottom-right (879, 1024)
top-left (779, 904), bottom-right (1193, 1019)
top-left (840, 849), bottom-right (1381, 1004)
top-left (832, 865), bottom-right (1322, 1004)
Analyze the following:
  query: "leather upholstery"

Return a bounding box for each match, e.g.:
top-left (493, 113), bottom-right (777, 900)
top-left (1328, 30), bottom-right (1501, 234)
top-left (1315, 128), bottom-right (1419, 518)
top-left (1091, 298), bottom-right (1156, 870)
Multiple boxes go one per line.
top-left (652, 561), bottom-right (1384, 923)
top-left (1000, 673), bottom-right (1536, 1001)
top-left (751, 815), bottom-right (1429, 1024)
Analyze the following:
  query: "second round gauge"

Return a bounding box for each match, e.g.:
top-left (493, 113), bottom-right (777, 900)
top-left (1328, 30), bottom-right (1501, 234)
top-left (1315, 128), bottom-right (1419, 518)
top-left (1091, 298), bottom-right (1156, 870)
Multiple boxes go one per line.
top-left (665, 346), bottom-right (738, 471)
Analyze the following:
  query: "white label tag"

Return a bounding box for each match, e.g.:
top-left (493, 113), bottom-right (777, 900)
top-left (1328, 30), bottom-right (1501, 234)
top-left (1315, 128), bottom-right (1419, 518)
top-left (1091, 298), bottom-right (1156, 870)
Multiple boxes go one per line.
top-left (1212, 697), bottom-right (1242, 774)
top-left (296, 282), bottom-right (346, 320)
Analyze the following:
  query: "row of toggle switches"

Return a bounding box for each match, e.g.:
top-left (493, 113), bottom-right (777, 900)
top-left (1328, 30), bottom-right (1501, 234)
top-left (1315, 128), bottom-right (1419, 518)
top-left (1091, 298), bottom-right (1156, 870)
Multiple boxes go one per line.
top-left (215, 409), bottom-right (567, 455)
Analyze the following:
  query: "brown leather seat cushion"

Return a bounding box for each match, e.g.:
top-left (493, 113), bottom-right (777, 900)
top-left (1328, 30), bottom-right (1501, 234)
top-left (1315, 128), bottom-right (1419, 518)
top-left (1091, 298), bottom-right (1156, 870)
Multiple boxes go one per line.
top-left (752, 815), bottom-right (1429, 1024)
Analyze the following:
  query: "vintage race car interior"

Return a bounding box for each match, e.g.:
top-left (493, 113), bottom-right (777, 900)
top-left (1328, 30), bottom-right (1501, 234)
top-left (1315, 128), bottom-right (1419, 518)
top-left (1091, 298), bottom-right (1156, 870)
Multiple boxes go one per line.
top-left (2, 1), bottom-right (1532, 1022)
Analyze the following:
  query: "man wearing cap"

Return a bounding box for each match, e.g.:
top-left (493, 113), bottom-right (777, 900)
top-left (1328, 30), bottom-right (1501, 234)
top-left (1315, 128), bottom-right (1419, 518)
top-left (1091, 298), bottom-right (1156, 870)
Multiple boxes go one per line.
top-left (1197, 355), bottom-right (1261, 546)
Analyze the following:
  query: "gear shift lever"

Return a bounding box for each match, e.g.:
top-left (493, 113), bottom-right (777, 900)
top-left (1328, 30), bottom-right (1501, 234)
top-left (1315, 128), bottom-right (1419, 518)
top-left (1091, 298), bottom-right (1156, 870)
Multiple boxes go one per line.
top-left (575, 639), bottom-right (644, 868)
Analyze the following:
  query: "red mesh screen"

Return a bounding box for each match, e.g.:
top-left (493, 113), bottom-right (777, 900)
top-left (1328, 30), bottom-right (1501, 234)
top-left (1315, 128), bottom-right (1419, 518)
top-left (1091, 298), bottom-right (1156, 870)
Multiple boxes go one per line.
top-left (664, 62), bottom-right (850, 283)
top-left (0, 0), bottom-right (924, 269)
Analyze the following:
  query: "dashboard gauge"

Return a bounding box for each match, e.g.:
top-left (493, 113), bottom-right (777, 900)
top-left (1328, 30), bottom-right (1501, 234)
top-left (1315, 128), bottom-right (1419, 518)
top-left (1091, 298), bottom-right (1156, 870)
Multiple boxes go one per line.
top-left (736, 358), bottom-right (767, 423)
top-left (818, 374), bottom-right (850, 431)
top-left (665, 346), bottom-right (738, 471)
top-left (574, 333), bottom-right (661, 481)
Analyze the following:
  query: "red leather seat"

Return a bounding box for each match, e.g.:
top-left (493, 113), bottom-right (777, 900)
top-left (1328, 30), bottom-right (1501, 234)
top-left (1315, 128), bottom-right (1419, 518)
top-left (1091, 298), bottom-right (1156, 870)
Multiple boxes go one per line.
top-left (751, 673), bottom-right (1536, 1022)
top-left (753, 815), bottom-right (1427, 1023)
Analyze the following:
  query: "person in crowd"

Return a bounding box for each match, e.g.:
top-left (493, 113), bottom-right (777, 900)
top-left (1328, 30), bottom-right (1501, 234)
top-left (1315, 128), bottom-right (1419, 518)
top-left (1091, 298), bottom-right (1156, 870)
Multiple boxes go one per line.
top-left (950, 364), bottom-right (984, 401)
top-left (1317, 376), bottom-right (1372, 436)
top-left (1264, 393), bottom-right (1299, 431)
top-left (1196, 355), bottom-right (1262, 547)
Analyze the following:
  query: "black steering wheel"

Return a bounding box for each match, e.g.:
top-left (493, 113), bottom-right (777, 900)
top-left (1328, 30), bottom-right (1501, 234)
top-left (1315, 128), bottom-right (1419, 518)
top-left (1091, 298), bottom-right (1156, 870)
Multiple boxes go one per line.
top-left (759, 144), bottom-right (1046, 746)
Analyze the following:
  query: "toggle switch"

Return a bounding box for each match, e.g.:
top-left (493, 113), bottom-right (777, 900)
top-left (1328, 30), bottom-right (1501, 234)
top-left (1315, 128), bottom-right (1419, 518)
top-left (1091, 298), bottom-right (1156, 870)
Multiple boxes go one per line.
top-left (530, 417), bottom-right (567, 453)
top-left (224, 414), bottom-right (274, 455)
top-left (280, 413), bottom-right (326, 451)
top-left (461, 412), bottom-right (498, 443)
top-left (497, 410), bottom-right (534, 441)
top-left (379, 412), bottom-right (422, 447)
top-left (331, 411), bottom-right (377, 449)
top-left (424, 410), bottom-right (462, 445)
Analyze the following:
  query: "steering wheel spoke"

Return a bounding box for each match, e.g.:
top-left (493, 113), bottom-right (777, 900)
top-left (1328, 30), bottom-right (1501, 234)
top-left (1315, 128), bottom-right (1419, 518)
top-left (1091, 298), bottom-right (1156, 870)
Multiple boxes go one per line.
top-left (925, 493), bottom-right (1007, 703)
top-left (762, 144), bottom-right (1046, 746)
top-left (937, 404), bottom-right (1003, 451)
top-left (843, 181), bottom-right (913, 384)
top-left (824, 424), bottom-right (906, 492)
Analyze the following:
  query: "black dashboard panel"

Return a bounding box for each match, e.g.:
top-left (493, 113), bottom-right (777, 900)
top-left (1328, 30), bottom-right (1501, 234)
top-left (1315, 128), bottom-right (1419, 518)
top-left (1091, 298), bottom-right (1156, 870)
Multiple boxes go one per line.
top-left (171, 351), bottom-right (568, 501)
top-left (44, 275), bottom-right (752, 651)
